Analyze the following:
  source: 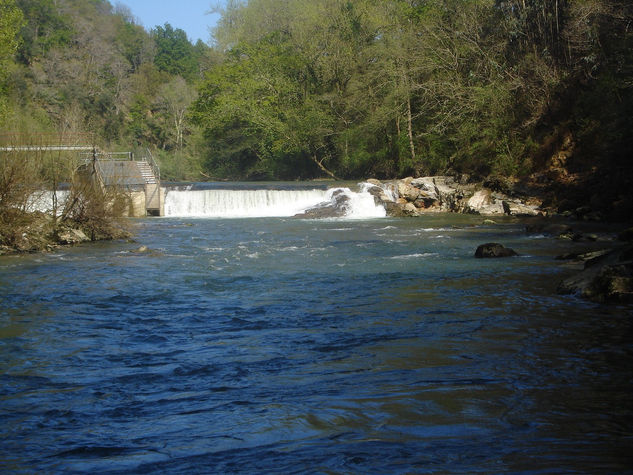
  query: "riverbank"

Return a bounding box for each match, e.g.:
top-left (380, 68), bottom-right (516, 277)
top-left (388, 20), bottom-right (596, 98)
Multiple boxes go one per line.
top-left (0, 209), bottom-right (130, 256)
top-left (366, 171), bottom-right (633, 223)
top-left (362, 176), bottom-right (632, 303)
top-left (3, 178), bottom-right (631, 304)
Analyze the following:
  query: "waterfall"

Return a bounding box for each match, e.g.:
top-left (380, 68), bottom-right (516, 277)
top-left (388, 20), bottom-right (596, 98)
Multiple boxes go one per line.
top-left (163, 184), bottom-right (386, 218)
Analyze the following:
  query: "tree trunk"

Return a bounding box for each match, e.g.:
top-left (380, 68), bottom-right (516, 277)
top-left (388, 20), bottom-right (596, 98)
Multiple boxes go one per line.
top-left (406, 95), bottom-right (416, 163)
top-left (311, 155), bottom-right (340, 181)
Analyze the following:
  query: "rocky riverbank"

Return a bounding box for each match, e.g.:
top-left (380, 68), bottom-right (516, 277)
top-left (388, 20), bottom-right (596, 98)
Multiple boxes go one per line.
top-left (556, 228), bottom-right (633, 304)
top-left (360, 176), bottom-right (633, 304)
top-left (365, 176), bottom-right (543, 218)
top-left (0, 210), bottom-right (131, 256)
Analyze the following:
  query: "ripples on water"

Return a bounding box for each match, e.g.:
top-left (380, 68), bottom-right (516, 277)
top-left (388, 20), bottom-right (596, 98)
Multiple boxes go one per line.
top-left (1, 215), bottom-right (632, 473)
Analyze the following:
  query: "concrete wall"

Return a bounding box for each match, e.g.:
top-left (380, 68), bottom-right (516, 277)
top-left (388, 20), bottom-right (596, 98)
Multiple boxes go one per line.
top-left (123, 187), bottom-right (165, 217)
top-left (127, 190), bottom-right (147, 217)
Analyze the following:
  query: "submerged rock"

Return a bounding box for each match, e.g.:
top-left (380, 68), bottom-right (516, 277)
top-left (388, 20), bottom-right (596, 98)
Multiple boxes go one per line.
top-left (474, 243), bottom-right (518, 258)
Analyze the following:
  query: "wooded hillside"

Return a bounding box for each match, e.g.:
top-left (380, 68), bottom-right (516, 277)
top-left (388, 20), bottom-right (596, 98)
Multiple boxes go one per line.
top-left (1, 0), bottom-right (632, 197)
top-left (1, 0), bottom-right (214, 180)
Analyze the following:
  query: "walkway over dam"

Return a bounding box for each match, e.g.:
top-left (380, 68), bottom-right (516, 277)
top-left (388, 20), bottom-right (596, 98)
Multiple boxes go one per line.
top-left (0, 136), bottom-right (162, 216)
top-left (80, 149), bottom-right (162, 216)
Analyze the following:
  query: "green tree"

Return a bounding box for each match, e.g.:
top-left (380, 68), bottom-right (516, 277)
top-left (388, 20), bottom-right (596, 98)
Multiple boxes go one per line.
top-left (14, 0), bottom-right (73, 65)
top-left (0, 0), bottom-right (24, 118)
top-left (152, 23), bottom-right (198, 80)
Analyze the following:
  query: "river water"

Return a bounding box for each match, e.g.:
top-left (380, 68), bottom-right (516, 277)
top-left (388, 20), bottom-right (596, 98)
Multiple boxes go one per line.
top-left (1, 184), bottom-right (632, 473)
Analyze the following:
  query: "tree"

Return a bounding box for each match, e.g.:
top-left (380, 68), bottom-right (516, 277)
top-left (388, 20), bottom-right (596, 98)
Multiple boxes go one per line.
top-left (155, 76), bottom-right (197, 150)
top-left (152, 23), bottom-right (198, 80)
top-left (14, 0), bottom-right (73, 65)
top-left (0, 0), bottom-right (24, 118)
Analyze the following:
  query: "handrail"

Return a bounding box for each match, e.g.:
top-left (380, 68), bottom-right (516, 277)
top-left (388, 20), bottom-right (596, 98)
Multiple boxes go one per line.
top-left (0, 145), bottom-right (94, 152)
top-left (141, 148), bottom-right (160, 182)
top-left (79, 147), bottom-right (160, 183)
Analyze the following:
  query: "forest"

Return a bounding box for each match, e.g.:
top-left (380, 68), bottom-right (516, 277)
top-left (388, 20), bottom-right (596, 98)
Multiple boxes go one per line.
top-left (1, 0), bottom-right (632, 187)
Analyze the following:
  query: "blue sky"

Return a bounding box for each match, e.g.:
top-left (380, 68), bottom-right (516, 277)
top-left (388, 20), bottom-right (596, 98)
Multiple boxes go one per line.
top-left (120, 0), bottom-right (223, 44)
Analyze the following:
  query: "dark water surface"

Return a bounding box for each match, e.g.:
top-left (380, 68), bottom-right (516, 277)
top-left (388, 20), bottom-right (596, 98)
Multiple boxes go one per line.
top-left (1, 215), bottom-right (632, 473)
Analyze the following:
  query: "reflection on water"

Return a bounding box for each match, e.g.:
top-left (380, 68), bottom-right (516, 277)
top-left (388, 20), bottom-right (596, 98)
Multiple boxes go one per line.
top-left (1, 215), bottom-right (632, 473)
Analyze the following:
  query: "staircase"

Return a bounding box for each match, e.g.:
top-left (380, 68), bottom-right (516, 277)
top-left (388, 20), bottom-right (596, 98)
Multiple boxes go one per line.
top-left (136, 160), bottom-right (157, 184)
top-left (79, 148), bottom-right (162, 216)
top-left (135, 159), bottom-right (161, 215)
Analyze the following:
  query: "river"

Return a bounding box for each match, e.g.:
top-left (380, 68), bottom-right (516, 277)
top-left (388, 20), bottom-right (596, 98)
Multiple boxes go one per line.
top-left (1, 183), bottom-right (632, 473)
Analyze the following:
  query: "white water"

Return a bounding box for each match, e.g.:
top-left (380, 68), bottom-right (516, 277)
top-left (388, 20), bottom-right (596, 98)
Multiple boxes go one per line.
top-left (26, 190), bottom-right (70, 215)
top-left (163, 185), bottom-right (387, 219)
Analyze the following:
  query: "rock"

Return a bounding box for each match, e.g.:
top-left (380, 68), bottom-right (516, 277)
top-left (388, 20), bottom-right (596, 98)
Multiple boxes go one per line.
top-left (365, 185), bottom-right (383, 198)
top-left (467, 189), bottom-right (505, 215)
top-left (482, 219), bottom-right (497, 225)
top-left (402, 202), bottom-right (419, 216)
top-left (294, 189), bottom-right (350, 218)
top-left (558, 245), bottom-right (633, 303)
top-left (366, 178), bottom-right (382, 186)
top-left (589, 264), bottom-right (633, 303)
top-left (474, 243), bottom-right (518, 258)
top-left (56, 228), bottom-right (89, 245)
top-left (467, 189), bottom-right (492, 210)
top-left (414, 192), bottom-right (439, 209)
top-left (382, 201), bottom-right (405, 217)
top-left (397, 182), bottom-right (420, 202)
top-left (556, 249), bottom-right (612, 262)
top-left (503, 200), bottom-right (541, 217)
top-left (366, 175), bottom-right (542, 217)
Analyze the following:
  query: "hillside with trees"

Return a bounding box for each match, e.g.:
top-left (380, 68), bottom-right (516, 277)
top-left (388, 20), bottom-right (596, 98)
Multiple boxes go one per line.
top-left (1, 0), bottom-right (214, 180)
top-left (195, 1), bottom-right (632, 188)
top-left (1, 0), bottom-right (632, 218)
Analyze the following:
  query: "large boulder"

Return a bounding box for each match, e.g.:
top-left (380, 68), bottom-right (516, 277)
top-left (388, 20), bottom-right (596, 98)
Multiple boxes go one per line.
top-left (382, 201), bottom-right (409, 217)
top-left (410, 177), bottom-right (439, 201)
top-left (466, 189), bottom-right (505, 215)
top-left (397, 182), bottom-right (421, 202)
top-left (56, 228), bottom-right (89, 245)
top-left (294, 189), bottom-right (350, 218)
top-left (502, 200), bottom-right (541, 217)
top-left (409, 176), bottom-right (465, 212)
top-left (558, 245), bottom-right (633, 303)
top-left (475, 243), bottom-right (518, 258)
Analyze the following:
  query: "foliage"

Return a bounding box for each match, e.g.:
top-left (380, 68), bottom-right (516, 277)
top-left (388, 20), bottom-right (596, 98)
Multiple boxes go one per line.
top-left (0, 0), bottom-right (25, 117)
top-left (152, 23), bottom-right (198, 81)
top-left (2, 0), bottom-right (214, 181)
top-left (0, 0), bottom-right (631, 185)
top-left (195, 0), bottom-right (632, 182)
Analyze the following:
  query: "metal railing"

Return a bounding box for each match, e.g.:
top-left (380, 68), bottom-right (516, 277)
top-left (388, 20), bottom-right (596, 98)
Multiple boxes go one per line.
top-left (79, 148), bottom-right (160, 183)
top-left (139, 148), bottom-right (160, 183)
